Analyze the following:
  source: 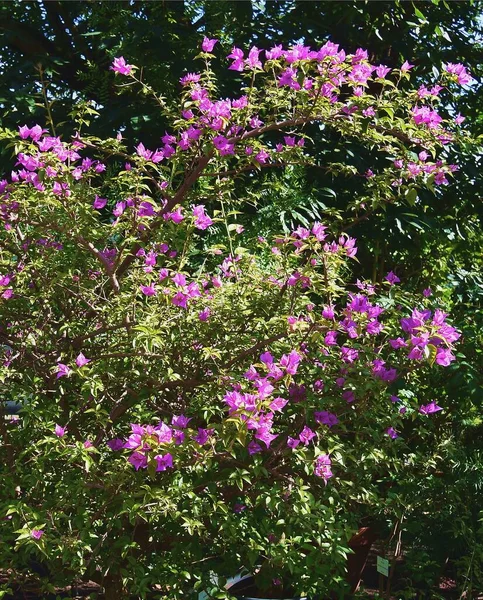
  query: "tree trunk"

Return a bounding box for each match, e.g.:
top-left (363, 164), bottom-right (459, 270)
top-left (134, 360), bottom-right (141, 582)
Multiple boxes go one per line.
top-left (346, 526), bottom-right (379, 593)
top-left (104, 574), bottom-right (126, 600)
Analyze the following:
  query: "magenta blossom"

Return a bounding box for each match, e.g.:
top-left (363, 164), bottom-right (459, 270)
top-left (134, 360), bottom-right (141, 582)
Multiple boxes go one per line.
top-left (54, 424), bottom-right (66, 438)
top-left (386, 427), bottom-right (399, 439)
top-left (299, 426), bottom-right (316, 446)
top-left (31, 529), bottom-right (44, 540)
top-left (385, 271), bottom-right (400, 285)
top-left (198, 307), bottom-right (211, 321)
top-left (129, 452), bottom-right (148, 471)
top-left (419, 402), bottom-right (443, 415)
top-left (140, 284), bottom-right (157, 296)
top-left (155, 453), bottom-right (173, 472)
top-left (314, 411), bottom-right (339, 428)
top-left (192, 205), bottom-right (213, 230)
top-left (110, 57), bottom-right (134, 76)
top-left (401, 60), bottom-right (414, 72)
top-left (193, 428), bottom-right (214, 445)
top-left (248, 440), bottom-right (263, 455)
top-left (314, 454), bottom-right (333, 482)
top-left (201, 37), bottom-right (218, 53)
top-left (107, 438), bottom-right (124, 451)
top-left (171, 415), bottom-right (191, 429)
top-left (56, 363), bottom-right (71, 378)
top-left (93, 195), bottom-right (107, 210)
top-left (75, 353), bottom-right (90, 368)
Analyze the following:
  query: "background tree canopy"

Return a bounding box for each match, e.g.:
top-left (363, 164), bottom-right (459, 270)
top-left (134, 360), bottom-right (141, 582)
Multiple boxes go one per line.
top-left (0, 2), bottom-right (482, 593)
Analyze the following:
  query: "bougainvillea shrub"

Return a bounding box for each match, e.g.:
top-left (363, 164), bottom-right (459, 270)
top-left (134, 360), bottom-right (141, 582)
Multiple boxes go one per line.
top-left (0, 38), bottom-right (469, 598)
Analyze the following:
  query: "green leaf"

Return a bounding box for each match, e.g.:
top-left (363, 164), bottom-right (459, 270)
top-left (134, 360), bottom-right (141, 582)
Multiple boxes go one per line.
top-left (405, 188), bottom-right (418, 206)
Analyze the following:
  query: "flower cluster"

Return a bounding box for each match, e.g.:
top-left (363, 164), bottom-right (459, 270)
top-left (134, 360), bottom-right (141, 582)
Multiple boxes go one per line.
top-left (395, 308), bottom-right (460, 366)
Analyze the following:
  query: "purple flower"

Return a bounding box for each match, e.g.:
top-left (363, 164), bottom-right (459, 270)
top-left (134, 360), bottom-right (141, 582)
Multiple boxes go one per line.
top-left (314, 411), bottom-right (339, 428)
top-left (56, 363), bottom-right (71, 378)
top-left (93, 195), bottom-right (107, 210)
top-left (435, 348), bottom-right (455, 367)
top-left (444, 62), bottom-right (472, 85)
top-left (171, 414), bottom-right (191, 429)
top-left (129, 452), bottom-right (148, 471)
top-left (423, 287), bottom-right (432, 297)
top-left (180, 72), bottom-right (201, 86)
top-left (313, 379), bottom-right (324, 392)
top-left (154, 422), bottom-right (173, 444)
top-left (385, 271), bottom-right (400, 285)
top-left (299, 426), bottom-right (316, 446)
top-left (255, 149), bottom-right (270, 164)
top-left (19, 125), bottom-right (31, 139)
top-left (113, 201), bottom-right (126, 217)
top-left (202, 37), bottom-right (218, 53)
top-left (172, 272), bottom-right (187, 287)
top-left (75, 353), bottom-right (90, 368)
top-left (390, 337), bottom-right (408, 350)
top-left (314, 454), bottom-right (333, 482)
top-left (248, 440), bottom-right (263, 455)
top-left (260, 351), bottom-right (274, 365)
top-left (325, 331), bottom-right (338, 346)
top-left (155, 453), bottom-right (173, 472)
top-left (246, 46), bottom-right (262, 69)
top-left (287, 436), bottom-right (300, 449)
top-left (171, 291), bottom-right (188, 309)
top-left (341, 346), bottom-right (359, 363)
top-left (198, 307), bottom-right (211, 321)
top-left (386, 427), bottom-right (399, 439)
top-left (412, 106), bottom-right (443, 129)
top-left (255, 426), bottom-right (278, 448)
top-left (31, 529), bottom-right (44, 540)
top-left (138, 201), bottom-right (156, 217)
top-left (111, 57), bottom-right (134, 75)
top-left (192, 205), bottom-right (213, 230)
top-left (233, 503), bottom-right (246, 513)
top-left (280, 350), bottom-right (302, 375)
top-left (228, 47), bottom-right (244, 71)
top-left (375, 65), bottom-right (391, 78)
top-left (54, 424), bottom-right (66, 438)
top-left (419, 402), bottom-right (443, 415)
top-left (193, 427), bottom-right (214, 445)
top-left (342, 390), bottom-right (355, 403)
top-left (401, 60), bottom-right (414, 72)
top-left (140, 284), bottom-right (157, 296)
top-left (266, 45), bottom-right (284, 60)
top-left (107, 438), bottom-right (124, 451)
top-left (269, 397), bottom-right (288, 412)
top-left (173, 430), bottom-right (185, 445)
top-left (367, 320), bottom-right (383, 335)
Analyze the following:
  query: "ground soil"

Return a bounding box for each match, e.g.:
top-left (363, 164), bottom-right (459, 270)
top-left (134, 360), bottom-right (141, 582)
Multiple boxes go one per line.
top-left (1, 555), bottom-right (482, 599)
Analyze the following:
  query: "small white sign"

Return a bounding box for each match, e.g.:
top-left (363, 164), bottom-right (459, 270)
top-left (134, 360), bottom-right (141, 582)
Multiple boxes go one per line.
top-left (377, 556), bottom-right (390, 577)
